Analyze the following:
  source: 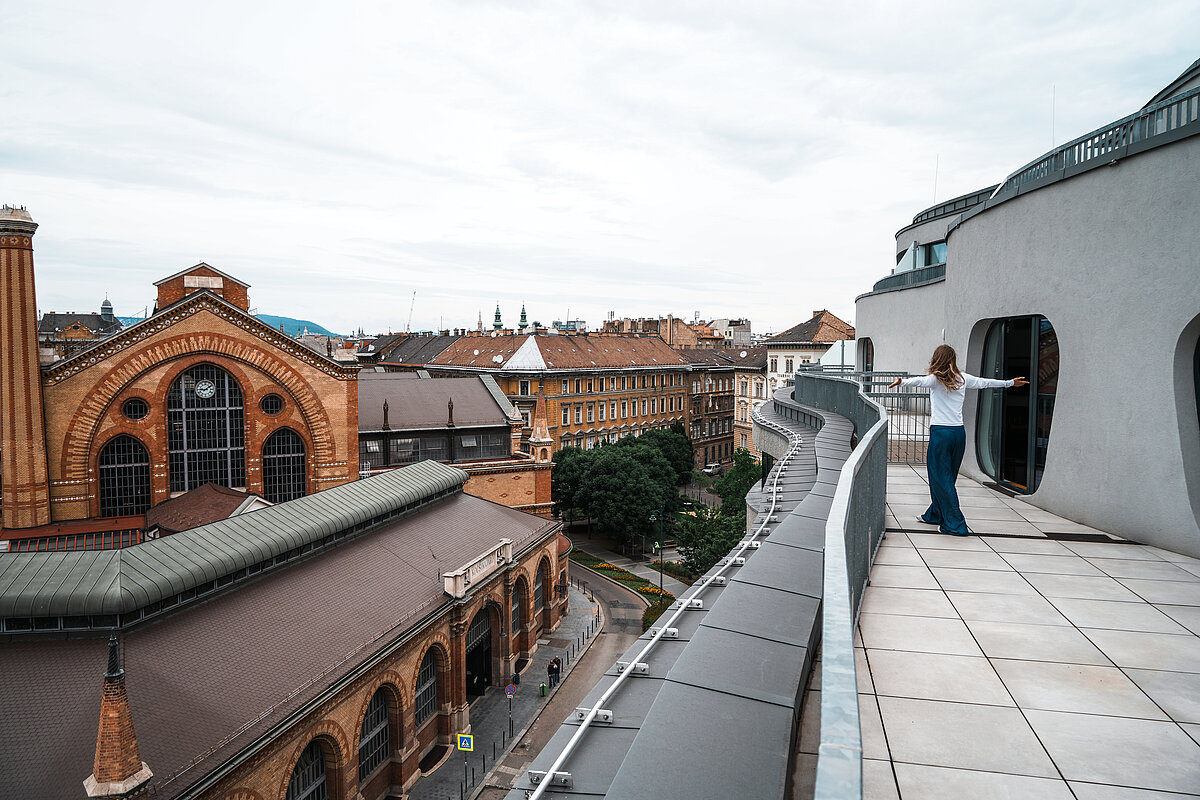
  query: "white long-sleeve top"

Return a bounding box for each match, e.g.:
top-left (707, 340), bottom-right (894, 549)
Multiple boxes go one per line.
top-left (899, 373), bottom-right (1015, 426)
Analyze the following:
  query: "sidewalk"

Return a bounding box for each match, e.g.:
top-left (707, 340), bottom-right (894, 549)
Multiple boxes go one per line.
top-left (570, 539), bottom-right (691, 599)
top-left (406, 586), bottom-right (601, 800)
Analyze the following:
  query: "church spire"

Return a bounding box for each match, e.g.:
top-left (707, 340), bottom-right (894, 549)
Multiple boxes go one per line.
top-left (518, 304), bottom-right (528, 331)
top-left (84, 634), bottom-right (153, 798)
top-left (493, 303), bottom-right (503, 330)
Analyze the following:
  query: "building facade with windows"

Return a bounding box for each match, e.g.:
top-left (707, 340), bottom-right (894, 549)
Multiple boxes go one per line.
top-left (733, 346), bottom-right (768, 458)
top-left (761, 310), bottom-right (855, 396)
top-left (421, 333), bottom-right (691, 453)
top-left (0, 216), bottom-right (360, 551)
top-left (678, 348), bottom-right (740, 467)
top-left (854, 58), bottom-right (1200, 556)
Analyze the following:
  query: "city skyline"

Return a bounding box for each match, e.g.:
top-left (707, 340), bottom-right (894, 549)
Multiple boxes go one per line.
top-left (3, 2), bottom-right (1197, 334)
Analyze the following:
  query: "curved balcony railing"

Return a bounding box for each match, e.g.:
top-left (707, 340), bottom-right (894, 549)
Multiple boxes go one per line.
top-left (994, 86), bottom-right (1200, 198)
top-left (868, 263), bottom-right (945, 294)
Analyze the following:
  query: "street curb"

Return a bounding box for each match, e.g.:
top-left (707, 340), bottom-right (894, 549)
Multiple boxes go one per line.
top-left (567, 561), bottom-right (652, 609)
top-left (468, 587), bottom-right (606, 800)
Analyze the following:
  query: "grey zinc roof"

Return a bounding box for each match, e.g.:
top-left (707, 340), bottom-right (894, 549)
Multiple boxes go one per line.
top-left (0, 460), bottom-right (467, 619)
top-left (508, 396), bottom-right (852, 800)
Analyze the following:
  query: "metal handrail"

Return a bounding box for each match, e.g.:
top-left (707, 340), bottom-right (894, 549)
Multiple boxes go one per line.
top-left (525, 407), bottom-right (807, 799)
top-left (994, 86), bottom-right (1200, 198)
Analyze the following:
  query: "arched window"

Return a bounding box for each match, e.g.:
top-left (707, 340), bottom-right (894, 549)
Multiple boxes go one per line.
top-left (98, 435), bottom-right (152, 517)
top-left (860, 337), bottom-right (874, 373)
top-left (167, 364), bottom-right (245, 492)
top-left (414, 650), bottom-right (438, 727)
top-left (286, 740), bottom-right (327, 800)
top-left (358, 689), bottom-right (390, 782)
top-left (977, 315), bottom-right (1058, 493)
top-left (263, 428), bottom-right (306, 503)
top-left (533, 566), bottom-right (544, 611)
top-left (511, 583), bottom-right (522, 634)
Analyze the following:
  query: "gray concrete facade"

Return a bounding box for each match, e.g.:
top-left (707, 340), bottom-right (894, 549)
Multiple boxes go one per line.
top-left (855, 74), bottom-right (1200, 557)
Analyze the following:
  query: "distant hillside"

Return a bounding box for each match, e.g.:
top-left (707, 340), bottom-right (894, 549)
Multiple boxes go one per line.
top-left (255, 314), bottom-right (338, 337)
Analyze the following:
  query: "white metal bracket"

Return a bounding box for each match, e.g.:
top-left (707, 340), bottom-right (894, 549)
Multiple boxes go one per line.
top-left (528, 771), bottom-right (573, 787)
top-left (575, 707), bottom-right (613, 723)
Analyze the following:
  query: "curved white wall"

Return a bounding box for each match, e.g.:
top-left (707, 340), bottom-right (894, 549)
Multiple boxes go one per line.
top-left (858, 134), bottom-right (1200, 556)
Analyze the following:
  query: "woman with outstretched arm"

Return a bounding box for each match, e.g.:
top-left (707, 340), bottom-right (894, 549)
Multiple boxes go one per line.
top-left (888, 344), bottom-right (1028, 536)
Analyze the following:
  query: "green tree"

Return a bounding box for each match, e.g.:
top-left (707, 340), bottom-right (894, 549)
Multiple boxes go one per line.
top-left (614, 439), bottom-right (680, 516)
top-left (551, 445), bottom-right (588, 521)
top-left (674, 505), bottom-right (745, 575)
top-left (626, 426), bottom-right (694, 486)
top-left (578, 446), bottom-right (666, 546)
top-left (713, 448), bottom-right (760, 509)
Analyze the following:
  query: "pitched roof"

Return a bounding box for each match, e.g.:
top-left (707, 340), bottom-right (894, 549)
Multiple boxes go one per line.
top-left (379, 334), bottom-right (461, 366)
top-left (0, 488), bottom-right (558, 800)
top-left (429, 334), bottom-right (690, 371)
top-left (763, 311), bottom-right (855, 346)
top-left (152, 262), bottom-right (250, 288)
top-left (358, 374), bottom-right (511, 431)
top-left (37, 312), bottom-right (122, 336)
top-left (144, 484), bottom-right (266, 534)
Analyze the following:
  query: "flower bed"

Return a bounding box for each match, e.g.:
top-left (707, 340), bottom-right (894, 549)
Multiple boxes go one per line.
top-left (650, 559), bottom-right (698, 585)
top-left (569, 551), bottom-right (676, 611)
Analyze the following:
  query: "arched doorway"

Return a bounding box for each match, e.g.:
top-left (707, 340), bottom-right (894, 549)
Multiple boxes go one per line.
top-left (464, 607), bottom-right (495, 699)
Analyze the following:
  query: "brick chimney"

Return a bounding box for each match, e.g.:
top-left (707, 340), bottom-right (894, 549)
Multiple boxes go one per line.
top-left (0, 205), bottom-right (52, 529)
top-left (83, 635), bottom-right (152, 798)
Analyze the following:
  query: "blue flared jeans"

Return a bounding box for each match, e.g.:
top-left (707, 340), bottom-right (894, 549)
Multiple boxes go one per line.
top-left (924, 425), bottom-right (968, 535)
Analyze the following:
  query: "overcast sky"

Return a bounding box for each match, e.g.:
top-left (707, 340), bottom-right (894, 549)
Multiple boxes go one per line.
top-left (3, 2), bottom-right (1197, 336)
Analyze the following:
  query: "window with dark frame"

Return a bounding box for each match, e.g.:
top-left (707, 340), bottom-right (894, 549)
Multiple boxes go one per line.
top-left (263, 428), bottom-right (306, 503)
top-left (286, 740), bottom-right (328, 800)
top-left (122, 397), bottom-right (149, 421)
top-left (98, 435), bottom-right (152, 517)
top-left (415, 650), bottom-right (438, 726)
top-left (358, 690), bottom-right (390, 782)
top-left (260, 393), bottom-right (284, 415)
top-left (167, 364), bottom-right (245, 492)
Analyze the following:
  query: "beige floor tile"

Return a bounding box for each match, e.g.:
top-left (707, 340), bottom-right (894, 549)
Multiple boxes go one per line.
top-left (1032, 521), bottom-right (1109, 536)
top-left (1024, 709), bottom-right (1200, 793)
top-left (857, 612), bottom-right (982, 656)
top-left (1126, 669), bottom-right (1200, 724)
top-left (1118, 578), bottom-right (1200, 606)
top-left (1158, 604), bottom-right (1200, 636)
top-left (862, 758), bottom-right (899, 800)
top-left (1063, 542), bottom-right (1166, 561)
top-left (859, 693), bottom-right (889, 759)
top-left (918, 549), bottom-right (1013, 570)
top-left (889, 503), bottom-right (934, 519)
top-left (1145, 547), bottom-right (1200, 566)
top-left (856, 646), bottom-right (874, 694)
top-left (868, 564), bottom-right (941, 590)
top-left (860, 587), bottom-right (958, 618)
top-left (968, 519), bottom-right (1044, 536)
top-left (906, 531), bottom-right (992, 551)
top-left (1184, 723), bottom-right (1200, 748)
top-left (991, 659), bottom-right (1168, 718)
top-left (877, 697), bottom-right (1057, 777)
top-left (1081, 628), bottom-right (1200, 672)
top-left (878, 531), bottom-right (912, 547)
top-left (1068, 781), bottom-right (1200, 799)
top-left (983, 537), bottom-right (1074, 555)
top-left (873, 547), bottom-right (925, 566)
top-left (999, 553), bottom-right (1105, 576)
top-left (1087, 558), bottom-right (1197, 581)
top-left (932, 567), bottom-right (1037, 595)
top-left (1047, 598), bottom-right (1190, 634)
top-left (947, 591), bottom-right (1069, 625)
top-left (1022, 573), bottom-right (1143, 602)
top-left (868, 650), bottom-right (1012, 705)
top-left (893, 763), bottom-right (1075, 800)
top-left (965, 620), bottom-right (1110, 665)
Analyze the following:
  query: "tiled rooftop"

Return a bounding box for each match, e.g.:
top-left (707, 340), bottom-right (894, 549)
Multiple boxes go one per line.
top-left (829, 463), bottom-right (1200, 798)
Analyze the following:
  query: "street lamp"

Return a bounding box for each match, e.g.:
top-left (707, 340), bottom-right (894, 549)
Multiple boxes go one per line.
top-left (649, 508), bottom-right (664, 606)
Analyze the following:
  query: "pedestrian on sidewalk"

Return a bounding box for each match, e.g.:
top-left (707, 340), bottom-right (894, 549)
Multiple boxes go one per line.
top-left (889, 345), bottom-right (1027, 536)
top-left (547, 657), bottom-right (558, 689)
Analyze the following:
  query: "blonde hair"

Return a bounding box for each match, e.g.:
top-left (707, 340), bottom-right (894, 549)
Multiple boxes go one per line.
top-left (927, 344), bottom-right (963, 390)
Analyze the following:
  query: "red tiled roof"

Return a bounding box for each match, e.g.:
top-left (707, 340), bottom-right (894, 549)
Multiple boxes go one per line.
top-left (763, 311), bottom-right (855, 345)
top-left (144, 484), bottom-right (261, 534)
top-left (430, 334), bottom-right (689, 371)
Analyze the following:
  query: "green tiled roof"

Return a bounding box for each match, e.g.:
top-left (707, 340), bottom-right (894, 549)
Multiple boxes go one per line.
top-left (0, 460), bottom-right (467, 619)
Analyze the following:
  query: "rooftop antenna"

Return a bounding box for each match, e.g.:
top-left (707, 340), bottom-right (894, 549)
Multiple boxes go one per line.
top-left (1051, 84), bottom-right (1056, 148)
top-left (406, 291), bottom-right (416, 332)
top-left (932, 153), bottom-right (939, 204)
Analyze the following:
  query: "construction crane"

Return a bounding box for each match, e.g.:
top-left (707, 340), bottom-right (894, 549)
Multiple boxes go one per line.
top-left (406, 291), bottom-right (416, 332)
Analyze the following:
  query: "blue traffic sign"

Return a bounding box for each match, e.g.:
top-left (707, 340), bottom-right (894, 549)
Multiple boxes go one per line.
top-left (457, 734), bottom-right (473, 751)
top-left (505, 684), bottom-right (516, 697)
